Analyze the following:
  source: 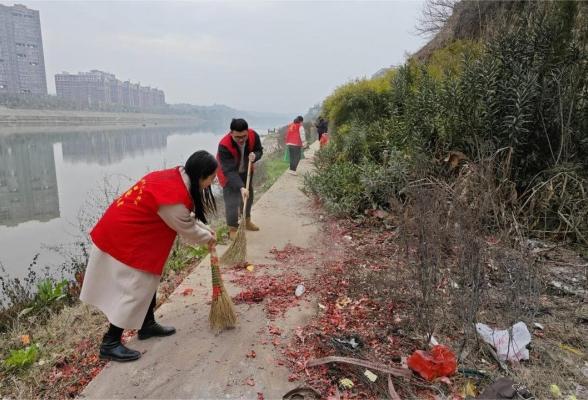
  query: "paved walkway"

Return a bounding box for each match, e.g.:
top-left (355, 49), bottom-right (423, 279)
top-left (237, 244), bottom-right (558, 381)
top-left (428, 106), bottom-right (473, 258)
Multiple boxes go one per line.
top-left (79, 142), bottom-right (321, 399)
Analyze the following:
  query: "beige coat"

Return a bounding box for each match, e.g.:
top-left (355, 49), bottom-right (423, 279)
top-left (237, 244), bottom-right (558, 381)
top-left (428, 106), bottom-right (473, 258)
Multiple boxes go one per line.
top-left (80, 168), bottom-right (213, 329)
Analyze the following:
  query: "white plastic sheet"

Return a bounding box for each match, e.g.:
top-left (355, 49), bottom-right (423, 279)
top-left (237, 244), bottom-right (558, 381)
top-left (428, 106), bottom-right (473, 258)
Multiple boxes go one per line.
top-left (476, 321), bottom-right (531, 362)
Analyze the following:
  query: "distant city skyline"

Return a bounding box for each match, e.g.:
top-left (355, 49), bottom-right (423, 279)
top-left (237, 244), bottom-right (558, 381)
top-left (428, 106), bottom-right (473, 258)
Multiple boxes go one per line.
top-left (55, 70), bottom-right (166, 108)
top-left (6, 1), bottom-right (428, 113)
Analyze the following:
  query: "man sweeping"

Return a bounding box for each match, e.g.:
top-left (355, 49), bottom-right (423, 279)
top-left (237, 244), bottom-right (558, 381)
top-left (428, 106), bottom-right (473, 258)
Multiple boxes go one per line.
top-left (216, 118), bottom-right (263, 241)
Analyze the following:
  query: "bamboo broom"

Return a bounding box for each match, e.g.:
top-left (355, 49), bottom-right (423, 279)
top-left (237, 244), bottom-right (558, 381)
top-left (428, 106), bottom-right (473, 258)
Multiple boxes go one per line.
top-left (219, 159), bottom-right (252, 266)
top-left (208, 244), bottom-right (237, 333)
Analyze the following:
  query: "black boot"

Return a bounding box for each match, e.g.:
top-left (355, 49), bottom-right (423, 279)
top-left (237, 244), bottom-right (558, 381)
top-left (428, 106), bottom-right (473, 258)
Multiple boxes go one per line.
top-left (99, 333), bottom-right (141, 362)
top-left (138, 321), bottom-right (176, 340)
top-left (138, 293), bottom-right (176, 340)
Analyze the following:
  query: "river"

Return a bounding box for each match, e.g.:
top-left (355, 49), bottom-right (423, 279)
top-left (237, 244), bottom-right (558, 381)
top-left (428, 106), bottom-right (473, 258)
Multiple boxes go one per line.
top-left (0, 121), bottom-right (276, 288)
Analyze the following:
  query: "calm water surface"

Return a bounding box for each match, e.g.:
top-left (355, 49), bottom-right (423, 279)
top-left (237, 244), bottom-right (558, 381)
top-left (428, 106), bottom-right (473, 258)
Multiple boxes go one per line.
top-left (0, 122), bottom-right (274, 285)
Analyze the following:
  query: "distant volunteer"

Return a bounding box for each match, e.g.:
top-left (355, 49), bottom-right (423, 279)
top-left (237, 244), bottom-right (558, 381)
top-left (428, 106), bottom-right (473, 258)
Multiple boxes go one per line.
top-left (285, 115), bottom-right (306, 176)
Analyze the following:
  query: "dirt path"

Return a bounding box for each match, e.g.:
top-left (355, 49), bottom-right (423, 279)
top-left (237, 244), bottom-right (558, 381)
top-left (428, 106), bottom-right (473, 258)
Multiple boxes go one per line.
top-left (78, 143), bottom-right (320, 399)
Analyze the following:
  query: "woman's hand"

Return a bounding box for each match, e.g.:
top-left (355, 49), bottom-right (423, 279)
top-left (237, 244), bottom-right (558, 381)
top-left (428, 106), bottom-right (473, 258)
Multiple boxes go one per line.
top-left (207, 235), bottom-right (217, 247)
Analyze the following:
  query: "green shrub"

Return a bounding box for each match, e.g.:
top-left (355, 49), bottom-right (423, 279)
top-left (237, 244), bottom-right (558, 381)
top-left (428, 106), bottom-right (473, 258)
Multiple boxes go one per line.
top-left (322, 73), bottom-right (393, 132)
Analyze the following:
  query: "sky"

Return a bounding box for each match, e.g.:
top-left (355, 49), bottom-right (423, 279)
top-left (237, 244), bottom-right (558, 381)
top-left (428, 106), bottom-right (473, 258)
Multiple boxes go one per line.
top-left (20, 0), bottom-right (428, 114)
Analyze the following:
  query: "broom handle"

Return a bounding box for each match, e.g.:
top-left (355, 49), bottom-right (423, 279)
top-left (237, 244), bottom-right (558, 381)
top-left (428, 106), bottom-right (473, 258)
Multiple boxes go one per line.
top-left (242, 159), bottom-right (253, 209)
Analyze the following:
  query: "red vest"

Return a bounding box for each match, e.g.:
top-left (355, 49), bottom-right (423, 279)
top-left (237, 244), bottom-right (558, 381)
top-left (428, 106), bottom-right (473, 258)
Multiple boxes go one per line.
top-left (90, 167), bottom-right (193, 275)
top-left (216, 129), bottom-right (256, 187)
top-left (285, 122), bottom-right (302, 146)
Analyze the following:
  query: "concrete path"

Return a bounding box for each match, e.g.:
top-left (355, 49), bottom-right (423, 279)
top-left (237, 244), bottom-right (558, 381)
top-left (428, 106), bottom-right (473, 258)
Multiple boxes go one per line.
top-left (79, 142), bottom-right (321, 399)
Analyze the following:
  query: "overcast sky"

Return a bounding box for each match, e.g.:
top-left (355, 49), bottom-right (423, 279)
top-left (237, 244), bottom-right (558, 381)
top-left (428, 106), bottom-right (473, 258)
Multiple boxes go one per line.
top-left (22, 0), bottom-right (428, 114)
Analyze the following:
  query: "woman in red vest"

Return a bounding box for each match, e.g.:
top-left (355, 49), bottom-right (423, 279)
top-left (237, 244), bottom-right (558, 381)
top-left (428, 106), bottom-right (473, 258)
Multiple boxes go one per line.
top-left (216, 118), bottom-right (264, 240)
top-left (80, 150), bottom-right (219, 362)
top-left (285, 116), bottom-right (306, 175)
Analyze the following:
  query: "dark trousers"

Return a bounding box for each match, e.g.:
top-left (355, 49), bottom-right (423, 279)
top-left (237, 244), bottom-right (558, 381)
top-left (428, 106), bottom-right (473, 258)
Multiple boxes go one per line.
top-left (105, 293), bottom-right (156, 339)
top-left (318, 131), bottom-right (325, 141)
top-left (288, 145), bottom-right (302, 171)
top-left (223, 171), bottom-right (254, 227)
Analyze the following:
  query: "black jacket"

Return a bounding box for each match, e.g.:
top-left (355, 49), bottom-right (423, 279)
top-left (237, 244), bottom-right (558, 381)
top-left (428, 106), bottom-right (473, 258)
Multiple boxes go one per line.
top-left (316, 119), bottom-right (328, 134)
top-left (218, 130), bottom-right (264, 190)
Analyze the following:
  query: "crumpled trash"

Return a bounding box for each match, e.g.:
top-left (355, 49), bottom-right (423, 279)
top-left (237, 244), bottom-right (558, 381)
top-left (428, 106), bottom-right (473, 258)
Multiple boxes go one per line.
top-left (334, 337), bottom-right (360, 349)
top-left (476, 321), bottom-right (531, 362)
top-left (407, 344), bottom-right (457, 381)
top-left (295, 284), bottom-right (306, 297)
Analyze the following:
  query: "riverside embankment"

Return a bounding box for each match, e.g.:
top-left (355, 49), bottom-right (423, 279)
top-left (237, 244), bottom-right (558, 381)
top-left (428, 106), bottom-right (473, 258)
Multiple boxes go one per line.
top-left (0, 107), bottom-right (201, 134)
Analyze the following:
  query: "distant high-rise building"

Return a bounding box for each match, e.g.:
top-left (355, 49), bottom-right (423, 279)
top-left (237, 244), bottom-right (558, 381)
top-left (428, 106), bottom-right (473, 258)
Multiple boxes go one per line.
top-left (55, 70), bottom-right (166, 108)
top-left (0, 4), bottom-right (48, 95)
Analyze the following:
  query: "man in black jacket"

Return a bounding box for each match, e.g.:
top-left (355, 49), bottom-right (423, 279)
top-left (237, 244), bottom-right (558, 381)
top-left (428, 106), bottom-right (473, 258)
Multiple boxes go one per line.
top-left (316, 116), bottom-right (328, 141)
top-left (216, 118), bottom-right (264, 240)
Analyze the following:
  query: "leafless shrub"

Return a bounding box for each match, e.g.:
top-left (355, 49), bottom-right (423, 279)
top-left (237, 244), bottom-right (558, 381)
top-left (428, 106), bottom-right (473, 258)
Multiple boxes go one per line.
top-left (415, 0), bottom-right (459, 38)
top-left (398, 154), bottom-right (543, 361)
top-left (519, 168), bottom-right (588, 246)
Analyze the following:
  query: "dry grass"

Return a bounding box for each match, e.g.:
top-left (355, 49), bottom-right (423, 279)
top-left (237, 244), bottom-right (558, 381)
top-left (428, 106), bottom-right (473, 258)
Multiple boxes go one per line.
top-left (0, 262), bottom-right (196, 399)
top-left (290, 157), bottom-right (587, 398)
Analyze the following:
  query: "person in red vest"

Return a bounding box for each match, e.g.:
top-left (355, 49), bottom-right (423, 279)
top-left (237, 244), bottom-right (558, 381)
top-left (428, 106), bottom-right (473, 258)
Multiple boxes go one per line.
top-left (285, 116), bottom-right (306, 176)
top-left (319, 132), bottom-right (329, 148)
top-left (80, 150), bottom-right (219, 362)
top-left (217, 118), bottom-right (264, 241)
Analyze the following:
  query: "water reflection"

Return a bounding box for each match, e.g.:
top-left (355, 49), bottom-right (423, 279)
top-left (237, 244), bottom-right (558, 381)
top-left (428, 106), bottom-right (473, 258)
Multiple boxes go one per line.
top-left (0, 121), bottom-right (276, 283)
top-left (0, 126), bottom-right (206, 227)
top-left (0, 135), bottom-right (59, 226)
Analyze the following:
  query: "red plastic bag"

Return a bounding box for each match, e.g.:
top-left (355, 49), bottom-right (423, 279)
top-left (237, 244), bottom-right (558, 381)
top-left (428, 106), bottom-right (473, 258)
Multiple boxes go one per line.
top-left (407, 344), bottom-right (457, 381)
top-left (319, 133), bottom-right (329, 148)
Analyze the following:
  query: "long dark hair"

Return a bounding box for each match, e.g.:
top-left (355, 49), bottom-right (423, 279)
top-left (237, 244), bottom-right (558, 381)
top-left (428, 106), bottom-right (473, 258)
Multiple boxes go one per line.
top-left (184, 150), bottom-right (217, 224)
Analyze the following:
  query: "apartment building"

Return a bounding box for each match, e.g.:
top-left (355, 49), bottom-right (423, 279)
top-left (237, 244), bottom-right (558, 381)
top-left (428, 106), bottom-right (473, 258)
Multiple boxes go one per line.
top-left (55, 70), bottom-right (166, 108)
top-left (0, 4), bottom-right (48, 95)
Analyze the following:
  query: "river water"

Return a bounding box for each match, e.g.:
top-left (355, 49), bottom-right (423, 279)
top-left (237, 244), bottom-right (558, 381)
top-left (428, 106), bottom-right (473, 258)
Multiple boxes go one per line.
top-left (0, 121), bottom-right (276, 287)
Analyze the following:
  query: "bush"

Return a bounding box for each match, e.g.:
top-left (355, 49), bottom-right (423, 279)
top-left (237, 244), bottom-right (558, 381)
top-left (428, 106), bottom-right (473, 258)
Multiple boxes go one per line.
top-left (322, 73), bottom-right (393, 133)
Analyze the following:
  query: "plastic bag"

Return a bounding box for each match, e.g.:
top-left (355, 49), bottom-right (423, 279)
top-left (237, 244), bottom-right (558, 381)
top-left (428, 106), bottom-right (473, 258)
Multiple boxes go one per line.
top-left (283, 146), bottom-right (305, 163)
top-left (476, 321), bottom-right (531, 362)
top-left (407, 344), bottom-right (457, 381)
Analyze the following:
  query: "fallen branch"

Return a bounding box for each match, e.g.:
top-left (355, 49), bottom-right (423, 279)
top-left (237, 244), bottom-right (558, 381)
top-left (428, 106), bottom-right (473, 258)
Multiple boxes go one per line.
top-left (306, 356), bottom-right (412, 378)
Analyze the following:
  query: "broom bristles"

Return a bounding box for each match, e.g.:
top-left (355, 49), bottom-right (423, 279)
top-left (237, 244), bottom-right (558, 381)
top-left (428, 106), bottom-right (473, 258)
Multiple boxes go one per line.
top-left (219, 221), bottom-right (247, 266)
top-left (209, 291), bottom-right (237, 333)
top-left (209, 246), bottom-right (237, 333)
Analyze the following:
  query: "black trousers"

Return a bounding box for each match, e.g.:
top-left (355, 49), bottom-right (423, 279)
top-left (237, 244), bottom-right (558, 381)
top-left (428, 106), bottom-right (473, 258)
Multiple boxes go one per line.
top-left (288, 145), bottom-right (302, 172)
top-left (318, 131), bottom-right (326, 141)
top-left (223, 171), bottom-right (254, 227)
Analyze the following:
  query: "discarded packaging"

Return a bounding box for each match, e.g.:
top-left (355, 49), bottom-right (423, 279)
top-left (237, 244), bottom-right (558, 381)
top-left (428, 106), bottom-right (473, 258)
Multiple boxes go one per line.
top-left (407, 344), bottom-right (457, 381)
top-left (295, 284), bottom-right (306, 297)
top-left (364, 369), bottom-right (377, 382)
top-left (476, 321), bottom-right (531, 362)
top-left (339, 378), bottom-right (354, 389)
top-left (334, 337), bottom-right (360, 349)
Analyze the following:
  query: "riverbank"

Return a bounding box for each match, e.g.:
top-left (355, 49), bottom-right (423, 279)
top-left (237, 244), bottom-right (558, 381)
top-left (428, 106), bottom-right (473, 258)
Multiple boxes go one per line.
top-left (0, 107), bottom-right (201, 134)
